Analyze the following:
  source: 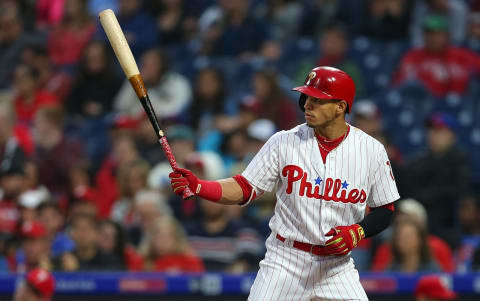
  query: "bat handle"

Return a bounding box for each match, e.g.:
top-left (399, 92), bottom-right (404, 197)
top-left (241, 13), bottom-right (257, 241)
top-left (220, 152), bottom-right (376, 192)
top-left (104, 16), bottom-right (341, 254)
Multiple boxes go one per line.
top-left (159, 137), bottom-right (195, 200)
top-left (136, 94), bottom-right (194, 199)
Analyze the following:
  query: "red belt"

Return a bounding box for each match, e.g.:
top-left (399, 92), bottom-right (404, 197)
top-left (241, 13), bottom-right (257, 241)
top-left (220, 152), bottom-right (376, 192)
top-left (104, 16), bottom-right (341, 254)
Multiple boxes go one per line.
top-left (276, 234), bottom-right (330, 256)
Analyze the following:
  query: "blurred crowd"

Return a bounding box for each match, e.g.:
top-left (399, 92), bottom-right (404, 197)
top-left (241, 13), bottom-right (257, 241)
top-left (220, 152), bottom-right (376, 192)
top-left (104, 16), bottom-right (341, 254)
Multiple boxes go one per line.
top-left (1, 0), bottom-right (480, 276)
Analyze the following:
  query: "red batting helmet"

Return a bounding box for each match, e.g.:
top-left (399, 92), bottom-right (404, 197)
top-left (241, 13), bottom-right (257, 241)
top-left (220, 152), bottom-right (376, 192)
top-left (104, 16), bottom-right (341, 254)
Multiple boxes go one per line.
top-left (292, 66), bottom-right (356, 113)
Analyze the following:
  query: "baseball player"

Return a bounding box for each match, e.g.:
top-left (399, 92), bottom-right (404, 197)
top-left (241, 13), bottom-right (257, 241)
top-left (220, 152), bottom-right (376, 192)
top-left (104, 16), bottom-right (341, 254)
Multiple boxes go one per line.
top-left (14, 268), bottom-right (55, 301)
top-left (170, 66), bottom-right (399, 300)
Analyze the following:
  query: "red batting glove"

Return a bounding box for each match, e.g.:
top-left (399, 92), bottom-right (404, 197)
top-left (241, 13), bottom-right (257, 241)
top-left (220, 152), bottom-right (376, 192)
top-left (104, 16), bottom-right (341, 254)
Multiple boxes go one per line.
top-left (324, 224), bottom-right (365, 256)
top-left (169, 168), bottom-right (199, 196)
top-left (169, 168), bottom-right (222, 202)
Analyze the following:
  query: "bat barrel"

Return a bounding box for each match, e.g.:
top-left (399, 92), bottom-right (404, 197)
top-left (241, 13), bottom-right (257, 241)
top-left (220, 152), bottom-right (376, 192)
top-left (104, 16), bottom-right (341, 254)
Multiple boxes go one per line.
top-left (99, 9), bottom-right (139, 79)
top-left (99, 9), bottom-right (194, 200)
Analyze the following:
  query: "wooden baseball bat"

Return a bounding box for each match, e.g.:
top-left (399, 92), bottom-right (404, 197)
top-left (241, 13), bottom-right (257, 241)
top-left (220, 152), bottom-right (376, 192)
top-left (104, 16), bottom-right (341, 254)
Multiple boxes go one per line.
top-left (99, 9), bottom-right (194, 199)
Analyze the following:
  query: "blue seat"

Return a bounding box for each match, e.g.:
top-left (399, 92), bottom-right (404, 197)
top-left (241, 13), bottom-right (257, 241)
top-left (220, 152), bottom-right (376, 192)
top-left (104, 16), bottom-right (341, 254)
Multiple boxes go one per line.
top-left (281, 38), bottom-right (318, 78)
top-left (350, 37), bottom-right (409, 96)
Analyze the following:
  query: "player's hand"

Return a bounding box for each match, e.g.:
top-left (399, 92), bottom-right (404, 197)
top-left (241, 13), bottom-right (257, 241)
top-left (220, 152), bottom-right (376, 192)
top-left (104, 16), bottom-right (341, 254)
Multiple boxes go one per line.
top-left (324, 224), bottom-right (365, 256)
top-left (169, 168), bottom-right (199, 196)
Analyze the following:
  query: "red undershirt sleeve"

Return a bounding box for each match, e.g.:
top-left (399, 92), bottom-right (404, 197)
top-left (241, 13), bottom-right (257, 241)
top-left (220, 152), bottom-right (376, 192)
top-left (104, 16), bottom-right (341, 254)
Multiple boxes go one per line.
top-left (372, 203), bottom-right (395, 211)
top-left (233, 174), bottom-right (257, 206)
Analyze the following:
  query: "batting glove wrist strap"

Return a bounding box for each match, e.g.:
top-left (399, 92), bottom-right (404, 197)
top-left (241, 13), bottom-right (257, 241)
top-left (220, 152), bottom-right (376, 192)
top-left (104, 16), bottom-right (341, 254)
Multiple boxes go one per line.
top-left (324, 224), bottom-right (365, 256)
top-left (169, 168), bottom-right (222, 202)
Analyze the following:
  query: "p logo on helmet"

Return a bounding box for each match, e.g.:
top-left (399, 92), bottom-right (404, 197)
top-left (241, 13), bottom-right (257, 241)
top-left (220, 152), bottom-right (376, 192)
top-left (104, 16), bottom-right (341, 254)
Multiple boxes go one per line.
top-left (306, 71), bottom-right (316, 85)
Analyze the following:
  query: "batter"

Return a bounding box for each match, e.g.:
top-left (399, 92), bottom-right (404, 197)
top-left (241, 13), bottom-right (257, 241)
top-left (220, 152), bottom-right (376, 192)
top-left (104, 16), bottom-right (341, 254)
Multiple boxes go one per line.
top-left (170, 66), bottom-right (399, 300)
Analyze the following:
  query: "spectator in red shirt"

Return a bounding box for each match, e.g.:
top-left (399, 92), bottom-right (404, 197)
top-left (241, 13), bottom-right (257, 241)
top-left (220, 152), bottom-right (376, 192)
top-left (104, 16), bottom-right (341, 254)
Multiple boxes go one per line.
top-left (47, 0), bottom-right (95, 67)
top-left (394, 14), bottom-right (480, 97)
top-left (386, 215), bottom-right (441, 273)
top-left (12, 65), bottom-right (59, 126)
top-left (140, 216), bottom-right (204, 273)
top-left (95, 134), bottom-right (142, 218)
top-left (372, 198), bottom-right (454, 272)
top-left (33, 107), bottom-right (86, 199)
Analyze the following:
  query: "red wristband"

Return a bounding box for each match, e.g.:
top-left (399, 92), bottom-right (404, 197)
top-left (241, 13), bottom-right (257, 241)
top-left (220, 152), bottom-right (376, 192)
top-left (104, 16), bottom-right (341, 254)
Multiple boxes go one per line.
top-left (196, 180), bottom-right (222, 202)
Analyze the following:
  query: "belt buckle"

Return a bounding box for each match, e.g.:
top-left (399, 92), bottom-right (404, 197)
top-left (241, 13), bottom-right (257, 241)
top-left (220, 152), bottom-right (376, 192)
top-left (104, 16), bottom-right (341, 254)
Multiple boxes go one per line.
top-left (309, 244), bottom-right (315, 255)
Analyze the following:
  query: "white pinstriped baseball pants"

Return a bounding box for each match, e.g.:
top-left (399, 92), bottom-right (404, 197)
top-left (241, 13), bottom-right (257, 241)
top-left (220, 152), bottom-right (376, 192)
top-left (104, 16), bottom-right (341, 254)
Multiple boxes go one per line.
top-left (248, 233), bottom-right (368, 301)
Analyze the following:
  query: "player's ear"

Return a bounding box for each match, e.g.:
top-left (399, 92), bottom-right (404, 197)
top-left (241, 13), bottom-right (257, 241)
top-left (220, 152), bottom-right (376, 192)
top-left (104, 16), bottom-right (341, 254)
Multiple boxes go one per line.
top-left (337, 100), bottom-right (347, 115)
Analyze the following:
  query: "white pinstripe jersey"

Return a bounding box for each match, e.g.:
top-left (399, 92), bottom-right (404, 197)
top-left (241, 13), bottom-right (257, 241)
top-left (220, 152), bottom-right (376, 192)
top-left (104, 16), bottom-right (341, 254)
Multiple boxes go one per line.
top-left (242, 123), bottom-right (400, 245)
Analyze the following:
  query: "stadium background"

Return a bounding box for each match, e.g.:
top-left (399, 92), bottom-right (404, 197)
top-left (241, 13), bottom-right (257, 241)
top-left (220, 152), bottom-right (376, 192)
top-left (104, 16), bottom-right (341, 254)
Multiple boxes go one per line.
top-left (1, 0), bottom-right (480, 300)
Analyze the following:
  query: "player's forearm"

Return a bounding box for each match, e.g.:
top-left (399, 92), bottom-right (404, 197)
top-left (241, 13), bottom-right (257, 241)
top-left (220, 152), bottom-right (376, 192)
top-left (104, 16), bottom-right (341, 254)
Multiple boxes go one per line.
top-left (218, 178), bottom-right (244, 205)
top-left (192, 178), bottom-right (244, 205)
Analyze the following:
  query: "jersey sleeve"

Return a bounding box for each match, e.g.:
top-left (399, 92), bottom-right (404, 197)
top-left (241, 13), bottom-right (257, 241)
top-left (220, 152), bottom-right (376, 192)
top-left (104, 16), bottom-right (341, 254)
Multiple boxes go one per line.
top-left (368, 145), bottom-right (400, 208)
top-left (242, 132), bottom-right (281, 192)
